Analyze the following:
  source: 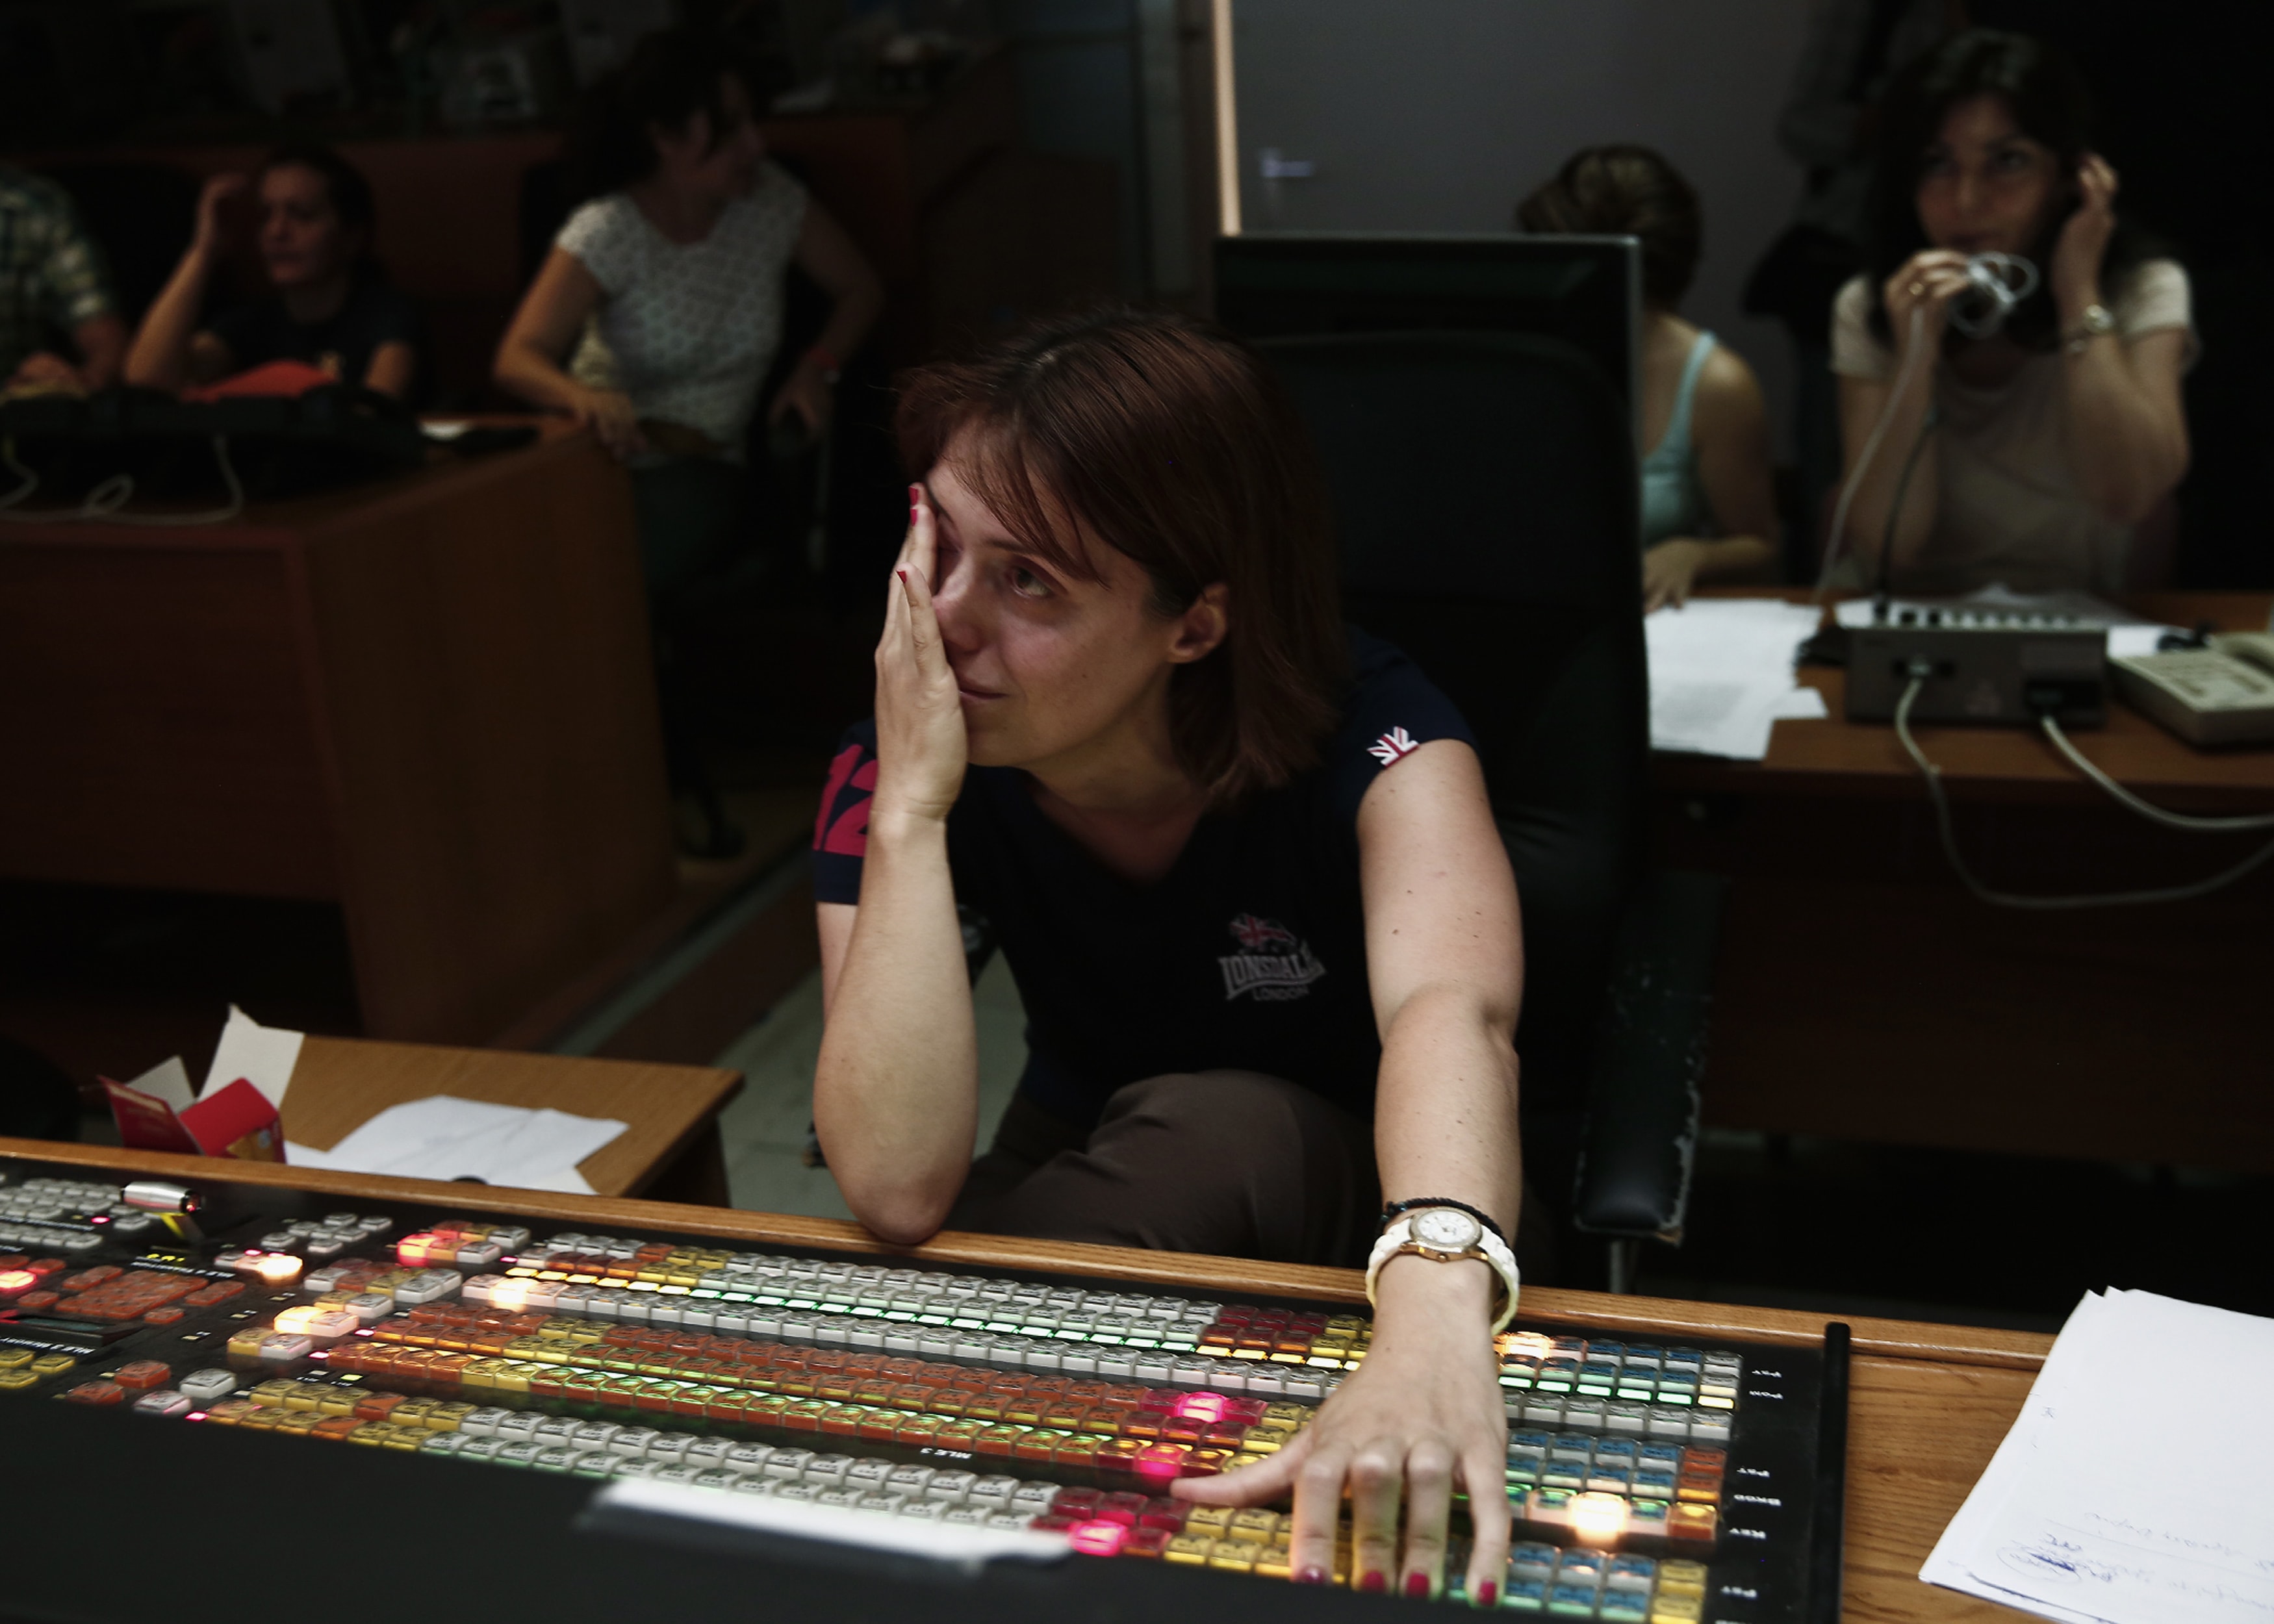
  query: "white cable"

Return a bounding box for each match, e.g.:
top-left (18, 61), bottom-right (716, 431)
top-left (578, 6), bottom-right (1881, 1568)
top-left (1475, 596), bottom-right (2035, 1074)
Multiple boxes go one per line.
top-left (1894, 676), bottom-right (2274, 907)
top-left (0, 436), bottom-right (246, 527)
top-left (1815, 303), bottom-right (1930, 601)
top-left (2038, 713), bottom-right (2274, 832)
top-left (101, 437), bottom-right (246, 526)
top-left (0, 435), bottom-right (34, 509)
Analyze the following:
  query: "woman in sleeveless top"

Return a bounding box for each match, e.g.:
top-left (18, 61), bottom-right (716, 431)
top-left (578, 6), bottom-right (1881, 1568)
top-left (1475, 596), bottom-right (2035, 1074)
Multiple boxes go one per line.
top-left (1519, 147), bottom-right (1779, 611)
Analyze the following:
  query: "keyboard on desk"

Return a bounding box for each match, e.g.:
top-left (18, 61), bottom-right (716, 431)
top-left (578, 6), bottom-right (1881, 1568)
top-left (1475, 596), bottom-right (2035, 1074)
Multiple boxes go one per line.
top-left (0, 1157), bottom-right (1845, 1623)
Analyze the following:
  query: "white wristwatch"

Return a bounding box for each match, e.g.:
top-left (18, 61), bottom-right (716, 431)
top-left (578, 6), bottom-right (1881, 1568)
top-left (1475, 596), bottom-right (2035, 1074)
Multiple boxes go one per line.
top-left (1365, 1206), bottom-right (1522, 1334)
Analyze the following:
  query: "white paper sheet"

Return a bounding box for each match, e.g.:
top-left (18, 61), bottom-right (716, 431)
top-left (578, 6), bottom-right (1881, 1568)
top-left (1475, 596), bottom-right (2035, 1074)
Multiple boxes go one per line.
top-left (1923, 1289), bottom-right (2274, 1624)
top-left (1645, 598), bottom-right (1826, 759)
top-left (203, 1004), bottom-right (303, 1108)
top-left (285, 1095), bottom-right (622, 1194)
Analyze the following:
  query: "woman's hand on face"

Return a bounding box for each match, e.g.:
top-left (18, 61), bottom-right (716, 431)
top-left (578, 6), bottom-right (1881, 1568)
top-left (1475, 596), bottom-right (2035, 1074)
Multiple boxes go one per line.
top-left (572, 387), bottom-right (647, 460)
top-left (2052, 153), bottom-right (2119, 314)
top-left (1642, 539), bottom-right (1707, 613)
top-left (192, 173), bottom-right (248, 257)
top-left (872, 485), bottom-right (969, 827)
top-left (767, 357), bottom-right (834, 441)
top-left (1883, 249), bottom-right (1972, 358)
top-left (1175, 1260), bottom-right (1510, 1602)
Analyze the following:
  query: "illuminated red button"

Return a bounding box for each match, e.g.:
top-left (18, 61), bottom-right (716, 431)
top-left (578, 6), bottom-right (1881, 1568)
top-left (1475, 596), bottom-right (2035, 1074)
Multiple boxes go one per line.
top-left (112, 1360), bottom-right (172, 1390)
top-left (64, 1380), bottom-right (127, 1406)
top-left (0, 1268), bottom-right (38, 1300)
top-left (1095, 1491), bottom-right (1149, 1527)
top-left (25, 1258), bottom-right (66, 1276)
top-left (58, 1266), bottom-right (123, 1291)
top-left (1067, 1519), bottom-right (1127, 1556)
top-left (1668, 1504), bottom-right (1717, 1542)
top-left (17, 1290), bottom-right (58, 1310)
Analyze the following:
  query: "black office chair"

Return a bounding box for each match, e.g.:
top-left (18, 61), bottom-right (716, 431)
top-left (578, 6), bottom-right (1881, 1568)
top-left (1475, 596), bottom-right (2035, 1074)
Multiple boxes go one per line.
top-left (1257, 330), bottom-right (1727, 1292)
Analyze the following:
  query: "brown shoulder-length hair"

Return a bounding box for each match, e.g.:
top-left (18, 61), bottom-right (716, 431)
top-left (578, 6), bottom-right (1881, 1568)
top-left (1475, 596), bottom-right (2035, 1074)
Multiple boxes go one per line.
top-left (896, 306), bottom-right (1347, 807)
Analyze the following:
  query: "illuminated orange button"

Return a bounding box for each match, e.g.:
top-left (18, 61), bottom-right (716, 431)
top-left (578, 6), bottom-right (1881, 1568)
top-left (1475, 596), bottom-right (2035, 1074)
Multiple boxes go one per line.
top-left (1668, 1504), bottom-right (1717, 1542)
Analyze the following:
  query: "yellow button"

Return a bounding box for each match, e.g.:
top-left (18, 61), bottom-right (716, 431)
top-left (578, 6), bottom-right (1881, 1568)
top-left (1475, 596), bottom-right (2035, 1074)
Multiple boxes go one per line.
top-left (1184, 1505), bottom-right (1233, 1534)
top-left (0, 1370), bottom-right (38, 1391)
top-left (1207, 1543), bottom-right (1256, 1573)
top-left (1163, 1534), bottom-right (1216, 1567)
top-left (29, 1353), bottom-right (77, 1375)
top-left (0, 1349), bottom-right (34, 1370)
top-left (1228, 1508), bottom-right (1282, 1543)
top-left (1652, 1596), bottom-right (1704, 1624)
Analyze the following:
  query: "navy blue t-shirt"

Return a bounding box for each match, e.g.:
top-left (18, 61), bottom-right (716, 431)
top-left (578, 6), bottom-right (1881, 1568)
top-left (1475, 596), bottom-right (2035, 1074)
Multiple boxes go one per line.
top-left (207, 275), bottom-right (422, 394)
top-left (810, 629), bottom-right (1475, 1128)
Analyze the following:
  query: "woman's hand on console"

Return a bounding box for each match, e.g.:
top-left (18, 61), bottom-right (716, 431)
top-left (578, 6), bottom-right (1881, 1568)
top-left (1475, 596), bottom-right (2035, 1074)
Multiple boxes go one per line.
top-left (571, 387), bottom-right (648, 460)
top-left (872, 485), bottom-right (969, 828)
top-left (1173, 1253), bottom-right (1510, 1604)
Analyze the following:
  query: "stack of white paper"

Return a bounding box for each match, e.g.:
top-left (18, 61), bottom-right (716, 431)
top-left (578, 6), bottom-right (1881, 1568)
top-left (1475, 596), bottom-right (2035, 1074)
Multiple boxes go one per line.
top-left (1923, 1289), bottom-right (2274, 1624)
top-left (286, 1096), bottom-right (627, 1195)
top-left (1646, 598), bottom-right (1828, 760)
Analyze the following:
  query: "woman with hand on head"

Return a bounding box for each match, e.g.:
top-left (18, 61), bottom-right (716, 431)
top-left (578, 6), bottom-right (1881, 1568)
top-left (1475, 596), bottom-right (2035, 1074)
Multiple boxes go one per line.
top-left (495, 25), bottom-right (881, 598)
top-left (811, 307), bottom-right (1527, 1603)
top-left (126, 144), bottom-right (419, 400)
top-left (1831, 30), bottom-right (2192, 594)
top-left (1519, 146), bottom-right (1780, 612)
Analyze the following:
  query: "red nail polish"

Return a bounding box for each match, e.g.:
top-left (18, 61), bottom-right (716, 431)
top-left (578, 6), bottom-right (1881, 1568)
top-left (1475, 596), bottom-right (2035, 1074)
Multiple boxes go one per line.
top-left (1294, 1566), bottom-right (1330, 1586)
top-left (1359, 1571), bottom-right (1387, 1593)
top-left (896, 569), bottom-right (908, 583)
top-left (1405, 1573), bottom-right (1432, 1599)
top-left (1477, 1580), bottom-right (1500, 1608)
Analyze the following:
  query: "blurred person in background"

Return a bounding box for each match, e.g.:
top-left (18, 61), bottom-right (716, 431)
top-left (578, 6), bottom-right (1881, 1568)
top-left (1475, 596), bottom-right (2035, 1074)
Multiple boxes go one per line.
top-left (1, 166), bottom-right (123, 394)
top-left (496, 26), bottom-right (882, 856)
top-left (1520, 146), bottom-right (1780, 611)
top-left (1830, 30), bottom-right (2191, 594)
top-left (127, 144), bottom-right (421, 400)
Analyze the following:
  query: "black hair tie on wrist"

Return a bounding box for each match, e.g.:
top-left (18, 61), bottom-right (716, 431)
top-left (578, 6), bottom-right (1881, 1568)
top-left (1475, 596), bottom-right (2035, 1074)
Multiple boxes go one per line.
top-left (1379, 1197), bottom-right (1509, 1249)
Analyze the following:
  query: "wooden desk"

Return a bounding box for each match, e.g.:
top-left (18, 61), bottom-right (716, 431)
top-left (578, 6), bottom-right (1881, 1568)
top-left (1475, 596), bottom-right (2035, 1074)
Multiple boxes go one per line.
top-left (0, 1136), bottom-right (2049, 1624)
top-left (1655, 590), bottom-right (2274, 1173)
top-left (0, 424), bottom-right (676, 1047)
top-left (281, 1036), bottom-right (741, 1200)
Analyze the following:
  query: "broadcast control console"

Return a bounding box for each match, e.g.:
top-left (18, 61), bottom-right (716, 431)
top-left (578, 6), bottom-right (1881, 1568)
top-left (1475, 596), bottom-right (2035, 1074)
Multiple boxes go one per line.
top-left (0, 1152), bottom-right (1848, 1624)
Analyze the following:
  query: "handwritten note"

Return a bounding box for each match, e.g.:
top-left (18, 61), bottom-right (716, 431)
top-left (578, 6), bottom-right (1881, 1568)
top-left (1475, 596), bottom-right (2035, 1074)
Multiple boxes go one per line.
top-left (1924, 1289), bottom-right (2274, 1624)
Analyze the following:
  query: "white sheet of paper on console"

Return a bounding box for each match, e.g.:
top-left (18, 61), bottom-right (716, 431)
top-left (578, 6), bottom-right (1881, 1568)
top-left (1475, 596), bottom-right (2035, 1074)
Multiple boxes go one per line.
top-left (1923, 1289), bottom-right (2274, 1624)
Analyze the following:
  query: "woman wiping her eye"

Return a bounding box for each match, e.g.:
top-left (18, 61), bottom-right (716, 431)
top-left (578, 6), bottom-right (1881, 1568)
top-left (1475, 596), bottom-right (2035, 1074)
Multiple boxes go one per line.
top-left (810, 306), bottom-right (1529, 1601)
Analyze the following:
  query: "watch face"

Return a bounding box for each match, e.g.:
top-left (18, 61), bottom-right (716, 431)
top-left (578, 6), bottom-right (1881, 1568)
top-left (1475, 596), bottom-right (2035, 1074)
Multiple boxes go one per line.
top-left (1411, 1208), bottom-right (1483, 1251)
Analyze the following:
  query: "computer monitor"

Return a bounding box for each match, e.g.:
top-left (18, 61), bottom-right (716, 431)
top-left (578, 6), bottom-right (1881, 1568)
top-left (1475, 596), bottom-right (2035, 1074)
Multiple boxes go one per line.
top-left (1211, 232), bottom-right (1641, 418)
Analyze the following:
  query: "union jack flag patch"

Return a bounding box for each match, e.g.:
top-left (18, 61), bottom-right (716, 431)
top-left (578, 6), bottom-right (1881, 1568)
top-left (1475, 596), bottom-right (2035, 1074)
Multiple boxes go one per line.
top-left (1368, 726), bottom-right (1420, 767)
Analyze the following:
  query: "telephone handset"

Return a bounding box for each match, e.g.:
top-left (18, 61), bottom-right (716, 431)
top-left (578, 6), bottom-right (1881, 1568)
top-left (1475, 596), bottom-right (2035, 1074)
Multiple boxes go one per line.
top-left (2111, 632), bottom-right (2274, 746)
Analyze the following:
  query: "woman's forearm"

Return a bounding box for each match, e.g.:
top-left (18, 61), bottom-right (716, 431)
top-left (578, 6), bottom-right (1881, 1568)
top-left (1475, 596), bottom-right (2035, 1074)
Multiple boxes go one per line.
top-left (812, 812), bottom-right (979, 1241)
top-left (1372, 982), bottom-right (1522, 1238)
top-left (1841, 365), bottom-right (1941, 574)
top-left (124, 243), bottom-right (216, 390)
top-left (1693, 535), bottom-right (1778, 581)
top-left (2064, 342), bottom-right (2190, 523)
top-left (1370, 983), bottom-right (1522, 1338)
top-left (492, 335), bottom-right (590, 416)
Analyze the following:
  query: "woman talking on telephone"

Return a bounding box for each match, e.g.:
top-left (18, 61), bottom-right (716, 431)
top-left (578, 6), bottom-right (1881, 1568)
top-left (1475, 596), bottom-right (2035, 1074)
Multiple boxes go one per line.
top-left (1829, 30), bottom-right (2193, 595)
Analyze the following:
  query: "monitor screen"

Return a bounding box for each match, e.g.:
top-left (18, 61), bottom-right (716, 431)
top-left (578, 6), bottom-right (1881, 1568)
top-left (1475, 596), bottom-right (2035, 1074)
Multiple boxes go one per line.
top-left (1211, 233), bottom-right (1641, 416)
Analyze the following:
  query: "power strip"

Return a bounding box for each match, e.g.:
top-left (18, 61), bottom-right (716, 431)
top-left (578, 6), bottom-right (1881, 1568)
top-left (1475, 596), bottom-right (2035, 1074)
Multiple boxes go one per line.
top-left (1845, 607), bottom-right (2106, 726)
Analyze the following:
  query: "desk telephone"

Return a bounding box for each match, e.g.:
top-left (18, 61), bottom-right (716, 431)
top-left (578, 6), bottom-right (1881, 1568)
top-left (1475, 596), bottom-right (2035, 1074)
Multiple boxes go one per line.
top-left (2112, 632), bottom-right (2274, 745)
